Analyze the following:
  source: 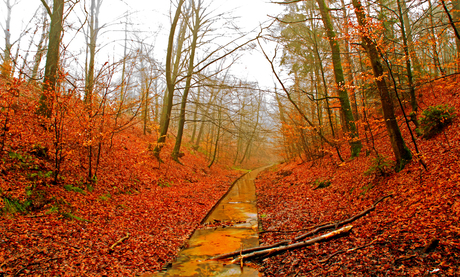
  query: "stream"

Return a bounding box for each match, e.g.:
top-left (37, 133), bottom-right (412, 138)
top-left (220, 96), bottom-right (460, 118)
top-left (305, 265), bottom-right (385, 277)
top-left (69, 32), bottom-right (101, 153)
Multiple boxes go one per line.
top-left (154, 166), bottom-right (268, 276)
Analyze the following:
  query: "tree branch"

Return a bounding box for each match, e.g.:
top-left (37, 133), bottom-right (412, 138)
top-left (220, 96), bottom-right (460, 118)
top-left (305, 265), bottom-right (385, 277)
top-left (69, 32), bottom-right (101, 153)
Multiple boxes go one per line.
top-left (109, 233), bottom-right (130, 251)
top-left (211, 195), bottom-right (392, 261)
top-left (40, 0), bottom-right (52, 17)
top-left (230, 225), bottom-right (353, 263)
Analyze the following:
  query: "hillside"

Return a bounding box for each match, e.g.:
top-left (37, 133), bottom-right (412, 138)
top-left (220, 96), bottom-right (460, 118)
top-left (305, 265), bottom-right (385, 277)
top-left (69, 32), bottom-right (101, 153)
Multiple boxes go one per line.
top-left (0, 78), bottom-right (239, 276)
top-left (254, 76), bottom-right (460, 276)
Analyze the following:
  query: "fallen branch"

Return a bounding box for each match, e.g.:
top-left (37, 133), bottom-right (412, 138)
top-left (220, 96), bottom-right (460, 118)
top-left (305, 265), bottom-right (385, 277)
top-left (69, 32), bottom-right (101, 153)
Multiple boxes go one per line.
top-left (230, 225), bottom-right (353, 263)
top-left (319, 239), bottom-right (377, 263)
top-left (109, 233), bottom-right (130, 251)
top-left (15, 257), bottom-right (59, 276)
top-left (294, 195), bottom-right (392, 242)
top-left (259, 221), bottom-right (333, 234)
top-left (394, 254), bottom-right (417, 264)
top-left (211, 195), bottom-right (391, 261)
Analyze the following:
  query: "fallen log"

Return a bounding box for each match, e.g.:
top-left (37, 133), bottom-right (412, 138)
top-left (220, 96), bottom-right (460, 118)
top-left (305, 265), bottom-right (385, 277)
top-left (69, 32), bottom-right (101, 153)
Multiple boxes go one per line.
top-left (210, 194), bottom-right (391, 261)
top-left (230, 225), bottom-right (353, 263)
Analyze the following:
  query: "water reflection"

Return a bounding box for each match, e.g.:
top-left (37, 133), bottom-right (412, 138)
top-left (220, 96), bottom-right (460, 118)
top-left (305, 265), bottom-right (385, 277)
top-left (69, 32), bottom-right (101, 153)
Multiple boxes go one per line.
top-left (153, 167), bottom-right (268, 276)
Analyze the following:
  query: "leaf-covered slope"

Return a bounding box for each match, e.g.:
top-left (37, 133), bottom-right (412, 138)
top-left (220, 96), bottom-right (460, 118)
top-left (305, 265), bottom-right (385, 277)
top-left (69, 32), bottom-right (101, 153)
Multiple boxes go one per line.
top-left (0, 78), bottom-right (239, 276)
top-left (255, 76), bottom-right (460, 276)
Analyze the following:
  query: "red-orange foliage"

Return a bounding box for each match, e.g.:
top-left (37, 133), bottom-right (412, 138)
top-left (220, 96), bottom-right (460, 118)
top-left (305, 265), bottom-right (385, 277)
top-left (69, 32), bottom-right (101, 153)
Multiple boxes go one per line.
top-left (0, 78), bottom-right (239, 275)
top-left (255, 76), bottom-right (460, 276)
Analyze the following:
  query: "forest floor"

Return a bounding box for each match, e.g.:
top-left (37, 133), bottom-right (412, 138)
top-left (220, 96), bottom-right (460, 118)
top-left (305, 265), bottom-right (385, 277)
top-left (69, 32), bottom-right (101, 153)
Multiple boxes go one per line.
top-left (0, 78), bottom-right (242, 276)
top-left (1, 75), bottom-right (460, 277)
top-left (254, 75), bottom-right (460, 276)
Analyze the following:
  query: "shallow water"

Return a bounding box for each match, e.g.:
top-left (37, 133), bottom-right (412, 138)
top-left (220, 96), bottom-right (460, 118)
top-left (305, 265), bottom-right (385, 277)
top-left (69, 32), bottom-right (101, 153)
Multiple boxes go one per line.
top-left (153, 167), bottom-right (268, 276)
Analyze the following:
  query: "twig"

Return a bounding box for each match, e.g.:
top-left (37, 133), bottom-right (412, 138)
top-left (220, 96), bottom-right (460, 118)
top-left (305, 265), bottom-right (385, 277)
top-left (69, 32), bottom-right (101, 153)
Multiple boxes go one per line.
top-left (109, 233), bottom-right (130, 251)
top-left (394, 254), bottom-right (417, 264)
top-left (319, 239), bottom-right (377, 263)
top-left (15, 257), bottom-right (59, 276)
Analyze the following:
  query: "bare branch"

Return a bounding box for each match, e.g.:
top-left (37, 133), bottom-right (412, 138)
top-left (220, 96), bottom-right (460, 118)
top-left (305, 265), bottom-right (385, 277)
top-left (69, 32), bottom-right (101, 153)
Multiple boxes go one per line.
top-left (40, 0), bottom-right (52, 17)
top-left (271, 0), bottom-right (305, 4)
top-left (269, 15), bottom-right (322, 24)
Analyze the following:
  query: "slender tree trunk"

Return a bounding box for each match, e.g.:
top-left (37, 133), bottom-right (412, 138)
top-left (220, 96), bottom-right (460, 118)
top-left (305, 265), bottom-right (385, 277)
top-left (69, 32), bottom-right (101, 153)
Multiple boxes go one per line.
top-left (31, 12), bottom-right (48, 82)
top-left (153, 0), bottom-right (185, 160)
top-left (400, 0), bottom-right (422, 75)
top-left (428, 0), bottom-right (445, 77)
top-left (194, 88), bottom-right (218, 149)
top-left (453, 0), bottom-right (460, 67)
top-left (352, 0), bottom-right (412, 171)
top-left (340, 0), bottom-right (359, 120)
top-left (1, 0), bottom-right (13, 78)
top-left (190, 87), bottom-right (201, 144)
top-left (172, 0), bottom-right (202, 161)
top-left (39, 0), bottom-right (64, 117)
top-left (312, 41), bottom-right (335, 140)
top-left (316, 0), bottom-right (362, 157)
top-left (208, 105), bottom-right (222, 168)
top-left (119, 14), bottom-right (128, 115)
top-left (85, 0), bottom-right (102, 105)
top-left (275, 90), bottom-right (291, 160)
top-left (396, 0), bottom-right (417, 120)
top-left (240, 94), bottom-right (261, 164)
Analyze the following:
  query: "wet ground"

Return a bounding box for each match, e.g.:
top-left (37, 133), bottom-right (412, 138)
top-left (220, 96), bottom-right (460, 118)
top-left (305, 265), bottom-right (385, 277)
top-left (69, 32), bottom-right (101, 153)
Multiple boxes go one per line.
top-left (153, 167), bottom-right (268, 276)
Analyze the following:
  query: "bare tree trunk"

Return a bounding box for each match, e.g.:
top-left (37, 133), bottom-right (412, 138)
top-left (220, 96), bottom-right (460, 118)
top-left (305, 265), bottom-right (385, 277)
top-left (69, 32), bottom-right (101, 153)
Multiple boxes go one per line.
top-left (340, 0), bottom-right (359, 120)
top-left (316, 0), bottom-right (362, 157)
top-left (172, 0), bottom-right (202, 162)
top-left (399, 0), bottom-right (422, 75)
top-left (190, 86), bottom-right (201, 144)
top-left (1, 0), bottom-right (13, 78)
top-left (275, 90), bottom-right (292, 160)
top-left (39, 0), bottom-right (64, 117)
top-left (153, 0), bottom-right (185, 160)
top-left (396, 0), bottom-right (417, 120)
top-left (453, 0), bottom-right (460, 67)
top-left (31, 11), bottom-right (48, 82)
top-left (208, 99), bottom-right (222, 168)
top-left (428, 0), bottom-right (445, 77)
top-left (352, 0), bottom-right (412, 171)
top-left (194, 88), bottom-right (218, 150)
top-left (85, 0), bottom-right (102, 105)
top-left (239, 93), bottom-right (261, 164)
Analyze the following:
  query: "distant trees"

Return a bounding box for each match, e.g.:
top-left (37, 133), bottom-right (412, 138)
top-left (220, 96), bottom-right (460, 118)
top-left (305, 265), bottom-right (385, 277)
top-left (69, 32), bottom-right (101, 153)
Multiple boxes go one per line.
top-left (9, 0), bottom-right (460, 173)
top-left (267, 0), bottom-right (460, 169)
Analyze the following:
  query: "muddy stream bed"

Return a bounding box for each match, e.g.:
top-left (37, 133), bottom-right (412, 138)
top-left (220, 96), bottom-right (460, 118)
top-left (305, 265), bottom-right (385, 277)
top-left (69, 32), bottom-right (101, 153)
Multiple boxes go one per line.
top-left (153, 166), bottom-right (269, 276)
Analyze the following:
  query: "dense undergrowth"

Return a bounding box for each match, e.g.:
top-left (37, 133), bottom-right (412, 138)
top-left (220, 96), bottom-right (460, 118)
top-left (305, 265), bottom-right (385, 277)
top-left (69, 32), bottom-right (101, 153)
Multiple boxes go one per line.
top-left (0, 78), bottom-right (239, 275)
top-left (254, 76), bottom-right (460, 276)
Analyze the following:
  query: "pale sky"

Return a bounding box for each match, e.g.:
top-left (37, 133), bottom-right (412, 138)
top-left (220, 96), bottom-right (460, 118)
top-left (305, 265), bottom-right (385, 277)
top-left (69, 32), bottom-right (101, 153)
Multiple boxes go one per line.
top-left (1, 0), bottom-right (283, 88)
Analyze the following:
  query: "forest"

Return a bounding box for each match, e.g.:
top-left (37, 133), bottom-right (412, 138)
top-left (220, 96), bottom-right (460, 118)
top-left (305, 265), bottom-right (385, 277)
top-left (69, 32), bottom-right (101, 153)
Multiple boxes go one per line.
top-left (0, 0), bottom-right (459, 275)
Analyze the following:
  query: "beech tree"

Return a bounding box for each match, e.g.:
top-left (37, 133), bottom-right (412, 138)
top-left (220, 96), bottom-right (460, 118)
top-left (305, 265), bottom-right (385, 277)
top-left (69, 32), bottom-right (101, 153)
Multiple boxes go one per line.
top-left (172, 0), bottom-right (203, 162)
top-left (351, 0), bottom-right (412, 171)
top-left (315, 0), bottom-right (362, 157)
top-left (1, 0), bottom-right (16, 77)
top-left (153, 0), bottom-right (185, 161)
top-left (84, 0), bottom-right (103, 106)
top-left (38, 0), bottom-right (64, 117)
